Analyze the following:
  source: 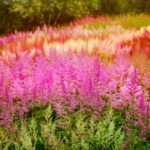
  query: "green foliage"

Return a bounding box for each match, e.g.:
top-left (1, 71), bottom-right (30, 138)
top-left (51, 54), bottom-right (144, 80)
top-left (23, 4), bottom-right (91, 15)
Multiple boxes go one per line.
top-left (0, 0), bottom-right (100, 34)
top-left (0, 104), bottom-right (149, 149)
top-left (0, 127), bottom-right (11, 150)
top-left (125, 132), bottom-right (150, 150)
top-left (100, 0), bottom-right (129, 14)
top-left (18, 118), bottom-right (37, 150)
top-left (0, 105), bottom-right (126, 150)
top-left (128, 0), bottom-right (150, 13)
top-left (40, 105), bottom-right (58, 149)
top-left (88, 109), bottom-right (125, 150)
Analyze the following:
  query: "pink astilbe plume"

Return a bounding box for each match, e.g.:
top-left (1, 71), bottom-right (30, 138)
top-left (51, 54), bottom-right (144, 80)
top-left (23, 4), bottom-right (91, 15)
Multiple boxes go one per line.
top-left (106, 57), bottom-right (149, 137)
top-left (51, 52), bottom-right (107, 115)
top-left (122, 67), bottom-right (150, 138)
top-left (0, 51), bottom-right (107, 125)
top-left (107, 56), bottom-right (131, 108)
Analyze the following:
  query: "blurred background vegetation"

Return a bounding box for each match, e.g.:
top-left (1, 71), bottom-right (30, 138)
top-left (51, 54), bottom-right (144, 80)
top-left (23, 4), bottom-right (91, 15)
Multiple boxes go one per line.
top-left (0, 0), bottom-right (150, 35)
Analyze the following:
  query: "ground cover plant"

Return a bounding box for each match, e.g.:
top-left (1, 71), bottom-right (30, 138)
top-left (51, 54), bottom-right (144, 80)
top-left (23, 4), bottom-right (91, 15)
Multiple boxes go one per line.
top-left (0, 16), bottom-right (150, 150)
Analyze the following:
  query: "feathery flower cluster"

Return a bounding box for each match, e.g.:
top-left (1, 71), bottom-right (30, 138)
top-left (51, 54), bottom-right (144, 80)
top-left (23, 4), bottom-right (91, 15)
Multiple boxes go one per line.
top-left (117, 28), bottom-right (150, 57)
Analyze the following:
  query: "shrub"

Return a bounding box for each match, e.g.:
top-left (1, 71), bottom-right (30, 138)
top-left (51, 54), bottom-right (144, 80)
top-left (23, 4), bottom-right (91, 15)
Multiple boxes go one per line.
top-left (0, 0), bottom-right (101, 34)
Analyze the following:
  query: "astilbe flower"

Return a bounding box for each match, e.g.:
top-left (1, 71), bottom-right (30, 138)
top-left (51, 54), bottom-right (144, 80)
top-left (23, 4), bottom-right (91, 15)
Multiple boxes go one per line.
top-left (51, 52), bottom-right (107, 115)
top-left (107, 56), bottom-right (131, 108)
top-left (0, 21), bottom-right (137, 60)
top-left (78, 54), bottom-right (107, 111)
top-left (0, 48), bottom-right (149, 140)
top-left (0, 60), bottom-right (13, 126)
top-left (118, 29), bottom-right (150, 57)
top-left (0, 54), bottom-right (53, 126)
top-left (0, 51), bottom-right (108, 125)
top-left (105, 56), bottom-right (149, 138)
top-left (122, 67), bottom-right (150, 138)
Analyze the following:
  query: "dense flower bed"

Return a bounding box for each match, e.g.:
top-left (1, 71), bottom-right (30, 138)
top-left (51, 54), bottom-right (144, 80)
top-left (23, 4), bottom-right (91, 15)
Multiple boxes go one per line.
top-left (0, 16), bottom-right (149, 149)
